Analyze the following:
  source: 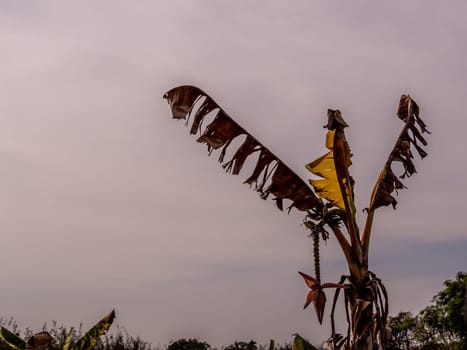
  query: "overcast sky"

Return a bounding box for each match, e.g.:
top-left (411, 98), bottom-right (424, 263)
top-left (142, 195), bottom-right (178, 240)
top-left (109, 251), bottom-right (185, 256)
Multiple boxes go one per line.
top-left (1, 1), bottom-right (466, 348)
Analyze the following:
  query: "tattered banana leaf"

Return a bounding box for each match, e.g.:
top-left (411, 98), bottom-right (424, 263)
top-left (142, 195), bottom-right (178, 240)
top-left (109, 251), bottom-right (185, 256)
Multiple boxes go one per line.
top-left (164, 85), bottom-right (321, 212)
top-left (0, 327), bottom-right (26, 350)
top-left (306, 111), bottom-right (355, 216)
top-left (292, 334), bottom-right (319, 350)
top-left (368, 95), bottom-right (430, 211)
top-left (306, 131), bottom-right (345, 210)
top-left (305, 110), bottom-right (360, 246)
top-left (72, 310), bottom-right (115, 350)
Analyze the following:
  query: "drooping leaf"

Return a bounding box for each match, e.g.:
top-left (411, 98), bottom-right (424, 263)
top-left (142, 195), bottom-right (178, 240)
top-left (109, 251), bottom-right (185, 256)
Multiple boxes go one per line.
top-left (303, 290), bottom-right (317, 309)
top-left (314, 289), bottom-right (327, 324)
top-left (292, 334), bottom-right (319, 350)
top-left (0, 327), bottom-right (26, 350)
top-left (330, 276), bottom-right (352, 349)
top-left (25, 333), bottom-right (53, 350)
top-left (72, 310), bottom-right (115, 350)
top-left (164, 85), bottom-right (321, 212)
top-left (368, 95), bottom-right (430, 211)
top-left (298, 271), bottom-right (327, 323)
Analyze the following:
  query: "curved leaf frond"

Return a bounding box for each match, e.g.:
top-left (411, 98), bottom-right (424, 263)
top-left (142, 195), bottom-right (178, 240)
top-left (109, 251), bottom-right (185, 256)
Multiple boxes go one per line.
top-left (292, 334), bottom-right (319, 350)
top-left (0, 327), bottom-right (26, 350)
top-left (72, 310), bottom-right (115, 350)
top-left (164, 85), bottom-right (321, 212)
top-left (362, 95), bottom-right (429, 262)
top-left (368, 95), bottom-right (430, 211)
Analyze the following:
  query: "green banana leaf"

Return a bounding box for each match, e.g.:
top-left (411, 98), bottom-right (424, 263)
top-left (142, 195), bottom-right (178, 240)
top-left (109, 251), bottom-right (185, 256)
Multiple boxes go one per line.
top-left (72, 310), bottom-right (115, 350)
top-left (0, 327), bottom-right (26, 350)
top-left (292, 334), bottom-right (318, 350)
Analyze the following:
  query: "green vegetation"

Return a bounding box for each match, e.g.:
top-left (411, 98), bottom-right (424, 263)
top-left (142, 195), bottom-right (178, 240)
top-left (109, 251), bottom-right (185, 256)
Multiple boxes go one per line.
top-left (167, 339), bottom-right (210, 350)
top-left (0, 311), bottom-right (115, 350)
top-left (388, 272), bottom-right (467, 350)
top-left (291, 335), bottom-right (318, 350)
top-left (1, 273), bottom-right (465, 350)
top-left (0, 333), bottom-right (294, 350)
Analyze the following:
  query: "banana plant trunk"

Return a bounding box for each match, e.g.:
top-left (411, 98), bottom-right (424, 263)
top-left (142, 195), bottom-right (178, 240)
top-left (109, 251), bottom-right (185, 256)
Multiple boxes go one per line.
top-left (348, 269), bottom-right (374, 350)
top-left (325, 218), bottom-right (388, 350)
top-left (338, 239), bottom-right (388, 350)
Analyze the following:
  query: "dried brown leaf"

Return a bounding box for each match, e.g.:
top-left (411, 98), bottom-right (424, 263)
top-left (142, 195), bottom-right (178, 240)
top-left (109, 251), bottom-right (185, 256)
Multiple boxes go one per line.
top-left (164, 85), bottom-right (321, 212)
top-left (165, 87), bottom-right (202, 120)
top-left (368, 95), bottom-right (430, 211)
top-left (298, 271), bottom-right (319, 289)
top-left (314, 289), bottom-right (327, 324)
top-left (298, 271), bottom-right (327, 324)
top-left (26, 333), bottom-right (53, 350)
top-left (197, 112), bottom-right (243, 150)
top-left (304, 290), bottom-right (316, 309)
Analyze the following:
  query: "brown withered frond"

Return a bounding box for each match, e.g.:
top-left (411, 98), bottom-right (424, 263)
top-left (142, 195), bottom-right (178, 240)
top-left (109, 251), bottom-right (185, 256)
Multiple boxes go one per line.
top-left (163, 85), bottom-right (321, 212)
top-left (368, 95), bottom-right (430, 211)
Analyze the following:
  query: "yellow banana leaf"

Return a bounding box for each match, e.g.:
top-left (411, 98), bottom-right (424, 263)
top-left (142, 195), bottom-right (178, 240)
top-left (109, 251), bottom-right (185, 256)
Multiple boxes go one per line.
top-left (306, 129), bottom-right (355, 215)
top-left (72, 310), bottom-right (115, 350)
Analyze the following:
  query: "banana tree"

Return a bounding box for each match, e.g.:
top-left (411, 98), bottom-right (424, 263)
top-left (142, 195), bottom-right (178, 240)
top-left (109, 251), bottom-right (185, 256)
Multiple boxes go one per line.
top-left (0, 310), bottom-right (115, 350)
top-left (164, 86), bottom-right (430, 350)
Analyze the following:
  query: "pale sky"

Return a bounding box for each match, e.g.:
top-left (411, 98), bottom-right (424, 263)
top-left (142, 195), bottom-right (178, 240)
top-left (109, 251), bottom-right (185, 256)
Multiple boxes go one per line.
top-left (1, 1), bottom-right (466, 348)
